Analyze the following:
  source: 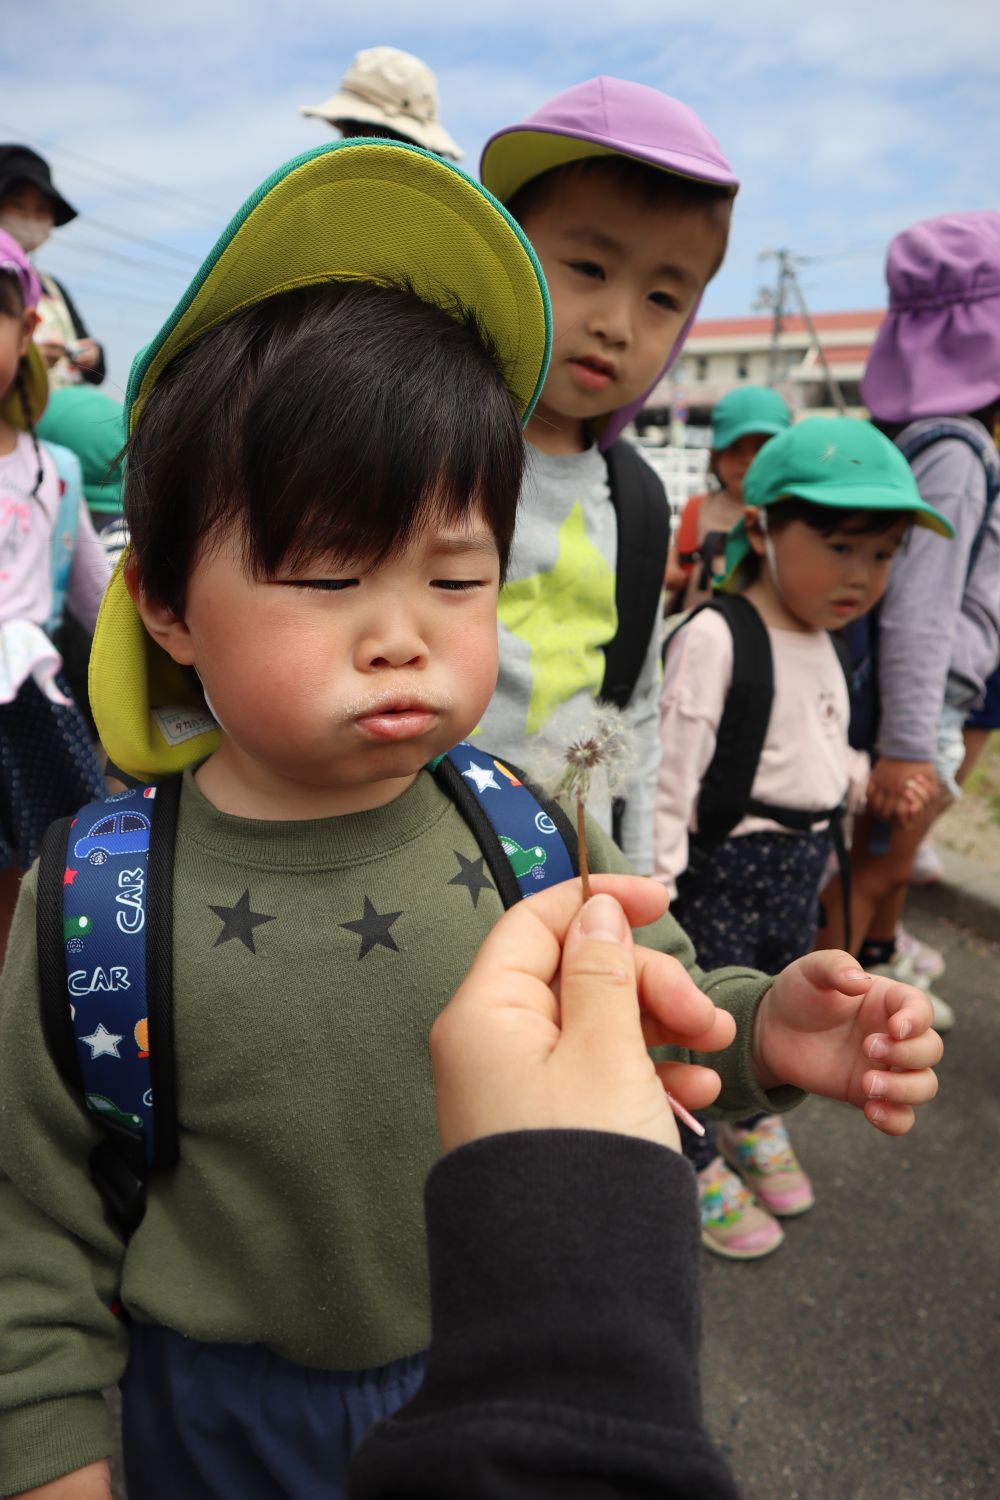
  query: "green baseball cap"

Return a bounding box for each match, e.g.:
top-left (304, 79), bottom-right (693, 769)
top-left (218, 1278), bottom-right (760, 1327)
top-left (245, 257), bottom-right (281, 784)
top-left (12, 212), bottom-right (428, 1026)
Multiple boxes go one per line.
top-left (719, 416), bottom-right (953, 593)
top-left (711, 385), bottom-right (791, 451)
top-left (91, 139), bottom-right (552, 782)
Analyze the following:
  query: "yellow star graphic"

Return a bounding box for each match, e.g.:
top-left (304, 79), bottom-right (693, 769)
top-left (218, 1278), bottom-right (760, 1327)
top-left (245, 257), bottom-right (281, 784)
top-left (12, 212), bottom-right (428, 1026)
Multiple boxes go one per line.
top-left (498, 501), bottom-right (617, 736)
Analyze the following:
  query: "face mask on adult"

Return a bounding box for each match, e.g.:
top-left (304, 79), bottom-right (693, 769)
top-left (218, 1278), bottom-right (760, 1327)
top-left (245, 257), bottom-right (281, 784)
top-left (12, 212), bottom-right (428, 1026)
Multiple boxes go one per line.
top-left (0, 211), bottom-right (51, 253)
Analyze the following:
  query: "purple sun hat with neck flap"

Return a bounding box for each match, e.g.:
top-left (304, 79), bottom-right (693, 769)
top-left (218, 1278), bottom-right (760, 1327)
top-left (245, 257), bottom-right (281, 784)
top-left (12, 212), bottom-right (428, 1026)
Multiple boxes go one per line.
top-left (481, 76), bottom-right (739, 449)
top-left (862, 211), bottom-right (1000, 423)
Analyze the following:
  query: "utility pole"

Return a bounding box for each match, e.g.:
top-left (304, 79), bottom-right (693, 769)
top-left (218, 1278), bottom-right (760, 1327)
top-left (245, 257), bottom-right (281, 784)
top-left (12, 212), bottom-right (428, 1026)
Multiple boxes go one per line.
top-left (755, 249), bottom-right (847, 414)
top-left (755, 248), bottom-right (790, 388)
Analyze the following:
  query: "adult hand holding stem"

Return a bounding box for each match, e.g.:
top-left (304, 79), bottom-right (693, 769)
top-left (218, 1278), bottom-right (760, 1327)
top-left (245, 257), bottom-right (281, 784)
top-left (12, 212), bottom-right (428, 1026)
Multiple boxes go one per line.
top-left (431, 874), bottom-right (732, 1152)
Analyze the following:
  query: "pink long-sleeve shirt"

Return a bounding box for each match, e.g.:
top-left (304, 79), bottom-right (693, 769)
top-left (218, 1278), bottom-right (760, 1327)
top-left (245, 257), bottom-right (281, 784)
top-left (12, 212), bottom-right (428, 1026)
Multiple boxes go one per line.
top-left (654, 606), bottom-right (869, 898)
top-left (0, 432), bottom-right (110, 635)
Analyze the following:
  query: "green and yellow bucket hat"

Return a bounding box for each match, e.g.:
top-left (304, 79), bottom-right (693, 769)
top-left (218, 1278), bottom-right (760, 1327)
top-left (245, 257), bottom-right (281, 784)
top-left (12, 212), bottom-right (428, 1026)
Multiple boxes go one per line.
top-left (717, 415), bottom-right (953, 594)
top-left (91, 139), bottom-right (552, 781)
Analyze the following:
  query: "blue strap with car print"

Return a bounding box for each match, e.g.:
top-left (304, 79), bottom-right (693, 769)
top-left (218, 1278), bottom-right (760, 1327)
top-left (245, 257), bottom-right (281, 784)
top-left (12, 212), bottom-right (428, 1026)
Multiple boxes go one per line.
top-left (438, 743), bottom-right (576, 898)
top-left (61, 785), bottom-right (158, 1162)
top-left (40, 747), bottom-right (577, 1238)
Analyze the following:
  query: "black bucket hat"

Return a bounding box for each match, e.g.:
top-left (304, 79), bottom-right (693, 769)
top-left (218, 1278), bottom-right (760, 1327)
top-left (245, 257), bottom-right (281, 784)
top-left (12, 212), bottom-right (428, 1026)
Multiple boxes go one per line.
top-left (0, 145), bottom-right (77, 225)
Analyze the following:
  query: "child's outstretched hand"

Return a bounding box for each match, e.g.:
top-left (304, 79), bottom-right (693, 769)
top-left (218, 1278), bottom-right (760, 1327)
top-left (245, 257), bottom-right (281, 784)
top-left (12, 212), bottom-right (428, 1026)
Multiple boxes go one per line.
top-left (895, 769), bottom-right (936, 826)
top-left (752, 951), bottom-right (943, 1134)
top-left (431, 876), bottom-right (734, 1154)
top-left (867, 756), bottom-right (936, 823)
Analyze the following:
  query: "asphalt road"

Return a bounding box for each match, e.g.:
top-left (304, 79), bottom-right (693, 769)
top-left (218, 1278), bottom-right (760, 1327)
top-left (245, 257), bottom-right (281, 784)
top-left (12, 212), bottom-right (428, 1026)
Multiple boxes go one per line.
top-left (700, 908), bottom-right (1000, 1500)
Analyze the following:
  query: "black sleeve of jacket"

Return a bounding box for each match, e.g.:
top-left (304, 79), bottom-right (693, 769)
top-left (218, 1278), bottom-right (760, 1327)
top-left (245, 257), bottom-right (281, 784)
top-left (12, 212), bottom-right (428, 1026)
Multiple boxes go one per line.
top-left (50, 275), bottom-right (106, 385)
top-left (349, 1130), bottom-right (742, 1500)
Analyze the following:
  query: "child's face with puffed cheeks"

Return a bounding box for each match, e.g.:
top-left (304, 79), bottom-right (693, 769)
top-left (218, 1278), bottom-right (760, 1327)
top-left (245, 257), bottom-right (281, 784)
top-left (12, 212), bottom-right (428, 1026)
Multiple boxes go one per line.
top-left (131, 509), bottom-right (503, 819)
top-left (517, 172), bottom-right (726, 453)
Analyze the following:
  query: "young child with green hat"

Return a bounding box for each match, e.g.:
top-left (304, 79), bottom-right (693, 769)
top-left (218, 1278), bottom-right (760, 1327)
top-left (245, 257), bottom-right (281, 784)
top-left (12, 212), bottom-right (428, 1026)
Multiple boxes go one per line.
top-left (0, 144), bottom-right (946, 1498)
top-left (666, 385), bottom-right (791, 613)
top-left (655, 415), bottom-right (950, 1259)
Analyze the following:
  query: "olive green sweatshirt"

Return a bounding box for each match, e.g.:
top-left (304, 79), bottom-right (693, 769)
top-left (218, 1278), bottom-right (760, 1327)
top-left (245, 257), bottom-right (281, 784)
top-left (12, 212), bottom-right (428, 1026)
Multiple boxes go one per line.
top-left (0, 767), bottom-right (798, 1494)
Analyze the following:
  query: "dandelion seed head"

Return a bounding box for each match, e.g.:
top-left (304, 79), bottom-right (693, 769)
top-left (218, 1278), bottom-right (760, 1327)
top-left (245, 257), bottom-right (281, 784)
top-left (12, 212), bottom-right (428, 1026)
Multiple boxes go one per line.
top-left (531, 703), bottom-right (638, 805)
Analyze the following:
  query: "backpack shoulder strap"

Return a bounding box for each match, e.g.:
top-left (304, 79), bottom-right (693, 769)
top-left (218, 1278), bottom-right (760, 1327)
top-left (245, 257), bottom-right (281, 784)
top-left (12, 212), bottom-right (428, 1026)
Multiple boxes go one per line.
top-left (37, 777), bottom-right (182, 1238)
top-left (828, 628), bottom-right (853, 691)
top-left (434, 744), bottom-right (578, 905)
top-left (601, 439), bottom-right (672, 710)
top-left (897, 421), bottom-right (1000, 579)
top-left (41, 440), bottom-right (83, 637)
top-left (672, 595), bottom-right (775, 847)
top-left (897, 419), bottom-right (1000, 498)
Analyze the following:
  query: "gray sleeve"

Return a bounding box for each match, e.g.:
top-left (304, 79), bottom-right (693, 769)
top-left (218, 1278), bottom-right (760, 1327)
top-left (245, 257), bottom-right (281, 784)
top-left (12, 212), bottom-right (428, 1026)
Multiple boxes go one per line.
top-left (876, 440), bottom-right (986, 761)
top-left (618, 616), bottom-right (662, 874)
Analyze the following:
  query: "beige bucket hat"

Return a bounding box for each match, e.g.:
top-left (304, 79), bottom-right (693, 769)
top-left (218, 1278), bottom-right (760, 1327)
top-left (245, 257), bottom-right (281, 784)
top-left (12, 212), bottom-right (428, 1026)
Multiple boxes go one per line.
top-left (300, 46), bottom-right (463, 161)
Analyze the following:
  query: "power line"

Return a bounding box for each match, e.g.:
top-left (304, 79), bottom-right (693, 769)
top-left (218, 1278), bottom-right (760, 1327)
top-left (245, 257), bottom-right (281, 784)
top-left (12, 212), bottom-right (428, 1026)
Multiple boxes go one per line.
top-left (39, 238), bottom-right (193, 279)
top-left (0, 120), bottom-right (225, 224)
top-left (36, 156), bottom-right (223, 233)
top-left (74, 215), bottom-right (202, 267)
top-left (39, 271), bottom-right (176, 312)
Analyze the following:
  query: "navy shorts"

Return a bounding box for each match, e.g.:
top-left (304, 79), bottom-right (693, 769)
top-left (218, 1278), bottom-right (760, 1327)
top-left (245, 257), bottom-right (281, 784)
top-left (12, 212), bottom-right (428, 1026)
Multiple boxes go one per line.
top-left (121, 1323), bottom-right (427, 1499)
top-left (0, 673), bottom-right (105, 871)
top-left (671, 830), bottom-right (831, 1169)
top-left (673, 828), bottom-right (832, 974)
top-left (967, 660), bottom-right (1000, 730)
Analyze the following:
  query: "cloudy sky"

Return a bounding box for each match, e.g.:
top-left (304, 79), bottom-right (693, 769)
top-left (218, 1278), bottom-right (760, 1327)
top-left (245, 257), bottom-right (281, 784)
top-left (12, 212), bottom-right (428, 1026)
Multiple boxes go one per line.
top-left (3, 0), bottom-right (996, 397)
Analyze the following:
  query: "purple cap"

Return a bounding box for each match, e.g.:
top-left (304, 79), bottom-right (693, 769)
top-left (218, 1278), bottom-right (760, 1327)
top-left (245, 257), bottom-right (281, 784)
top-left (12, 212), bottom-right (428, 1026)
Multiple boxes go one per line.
top-left (861, 211), bottom-right (1000, 423)
top-left (481, 77), bottom-right (738, 449)
top-left (0, 227), bottom-right (42, 310)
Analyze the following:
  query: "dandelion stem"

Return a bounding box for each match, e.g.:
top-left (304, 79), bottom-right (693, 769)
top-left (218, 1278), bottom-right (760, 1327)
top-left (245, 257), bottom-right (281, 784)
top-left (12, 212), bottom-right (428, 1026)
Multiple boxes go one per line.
top-left (576, 797), bottom-right (591, 901)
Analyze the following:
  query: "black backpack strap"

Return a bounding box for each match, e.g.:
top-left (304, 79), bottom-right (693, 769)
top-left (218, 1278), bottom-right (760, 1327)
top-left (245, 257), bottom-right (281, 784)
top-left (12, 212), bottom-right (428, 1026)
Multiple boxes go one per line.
top-left (693, 528), bottom-right (730, 592)
top-left (897, 421), bottom-right (1000, 580)
top-left (675, 595), bottom-right (775, 848)
top-left (601, 439), bottom-right (672, 710)
top-left (146, 775), bottom-right (181, 1175)
top-left (828, 629), bottom-right (853, 692)
top-left (37, 815), bottom-right (83, 1089)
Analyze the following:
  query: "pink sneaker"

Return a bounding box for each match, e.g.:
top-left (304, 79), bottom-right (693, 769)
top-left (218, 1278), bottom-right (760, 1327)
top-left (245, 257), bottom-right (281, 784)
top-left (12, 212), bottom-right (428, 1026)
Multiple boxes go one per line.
top-left (697, 1156), bottom-right (784, 1260)
top-left (909, 839), bottom-right (944, 885)
top-left (894, 924), bottom-right (946, 985)
top-left (718, 1117), bottom-right (815, 1217)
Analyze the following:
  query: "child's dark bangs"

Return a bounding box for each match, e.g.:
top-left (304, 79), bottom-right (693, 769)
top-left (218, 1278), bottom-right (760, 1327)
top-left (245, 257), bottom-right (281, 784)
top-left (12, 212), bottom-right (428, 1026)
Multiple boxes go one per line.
top-left (123, 280), bottom-right (524, 607)
top-left (509, 157), bottom-right (732, 236)
top-left (771, 498), bottom-right (913, 537)
top-left (833, 510), bottom-right (913, 536)
top-left (237, 282), bottom-right (524, 577)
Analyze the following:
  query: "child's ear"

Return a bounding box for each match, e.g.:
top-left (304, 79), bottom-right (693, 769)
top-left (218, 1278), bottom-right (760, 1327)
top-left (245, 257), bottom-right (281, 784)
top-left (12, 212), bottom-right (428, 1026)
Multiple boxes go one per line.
top-left (19, 308), bottom-right (39, 357)
top-left (124, 554), bottom-right (196, 667)
top-left (743, 506), bottom-right (766, 557)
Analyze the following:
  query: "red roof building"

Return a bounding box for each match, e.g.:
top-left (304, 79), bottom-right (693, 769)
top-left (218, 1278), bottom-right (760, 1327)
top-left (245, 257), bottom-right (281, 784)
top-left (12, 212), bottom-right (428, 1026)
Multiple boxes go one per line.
top-left (641, 309), bottom-right (886, 432)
